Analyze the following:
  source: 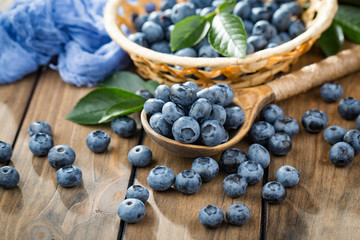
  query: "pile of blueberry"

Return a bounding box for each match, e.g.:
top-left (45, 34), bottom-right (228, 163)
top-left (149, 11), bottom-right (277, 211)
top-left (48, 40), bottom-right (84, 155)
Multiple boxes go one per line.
top-left (144, 81), bottom-right (245, 146)
top-left (128, 0), bottom-right (306, 57)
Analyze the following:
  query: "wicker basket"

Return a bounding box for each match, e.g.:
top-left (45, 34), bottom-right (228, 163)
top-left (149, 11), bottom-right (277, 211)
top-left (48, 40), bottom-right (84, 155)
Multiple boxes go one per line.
top-left (104, 0), bottom-right (338, 88)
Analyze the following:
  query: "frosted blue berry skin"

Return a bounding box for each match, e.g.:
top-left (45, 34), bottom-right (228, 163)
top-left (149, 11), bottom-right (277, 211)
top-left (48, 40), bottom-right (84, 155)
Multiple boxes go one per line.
top-left (220, 148), bottom-right (248, 173)
top-left (170, 2), bottom-right (196, 24)
top-left (172, 117), bottom-right (200, 143)
top-left (126, 185), bottom-right (150, 203)
top-left (175, 47), bottom-right (197, 57)
top-left (145, 2), bottom-right (156, 13)
top-left (117, 198), bottom-right (146, 223)
top-left (247, 42), bottom-right (255, 54)
top-left (320, 82), bottom-right (343, 103)
top-left (243, 20), bottom-right (254, 36)
top-left (29, 133), bottom-right (54, 156)
top-left (276, 165), bottom-right (300, 187)
top-left (134, 14), bottom-right (149, 32)
top-left (247, 143), bottom-right (270, 168)
top-left (175, 169), bottom-right (202, 194)
top-left (272, 7), bottom-right (292, 32)
top-left (189, 98), bottom-right (212, 123)
top-left (160, 0), bottom-right (176, 10)
top-left (208, 104), bottom-right (226, 125)
top-left (151, 41), bottom-right (171, 53)
top-left (329, 142), bottom-right (354, 167)
top-left (28, 121), bottom-right (52, 137)
top-left (144, 98), bottom-right (165, 116)
top-left (128, 145), bottom-right (152, 167)
top-left (233, 1), bottom-right (251, 20)
top-left (199, 205), bottom-right (224, 228)
top-left (260, 104), bottom-right (284, 125)
top-left (301, 109), bottom-right (328, 133)
top-left (48, 145), bottom-right (76, 169)
top-left (0, 141), bottom-right (12, 163)
top-left (148, 11), bottom-right (172, 30)
top-left (262, 181), bottom-right (287, 204)
top-left (111, 116), bottom-right (137, 138)
top-left (155, 84), bottom-right (171, 102)
top-left (191, 157), bottom-right (219, 182)
top-left (251, 7), bottom-right (272, 22)
top-left (135, 89), bottom-right (154, 99)
top-left (247, 35), bottom-right (267, 51)
top-left (252, 20), bottom-right (273, 39)
top-left (150, 113), bottom-right (172, 138)
top-left (225, 106), bottom-right (245, 130)
top-left (128, 33), bottom-right (149, 48)
top-left (199, 6), bottom-right (215, 17)
top-left (323, 126), bottom-right (347, 145)
top-left (264, 1), bottom-right (279, 15)
top-left (273, 116), bottom-right (299, 137)
top-left (147, 165), bottom-right (175, 191)
top-left (211, 83), bottom-right (234, 107)
top-left (183, 81), bottom-right (202, 93)
top-left (196, 88), bottom-right (218, 104)
top-left (268, 133), bottom-right (292, 156)
top-left (288, 20), bottom-right (306, 38)
top-left (357, 115), bottom-right (360, 130)
top-left (249, 121), bottom-right (275, 146)
top-left (338, 97), bottom-right (360, 120)
top-left (0, 166), bottom-right (20, 189)
top-left (141, 21), bottom-right (164, 43)
top-left (198, 45), bottom-right (219, 58)
top-left (162, 102), bottom-right (185, 125)
top-left (56, 165), bottom-right (82, 188)
top-left (222, 174), bottom-right (248, 198)
top-left (200, 120), bottom-right (229, 147)
top-left (226, 203), bottom-right (250, 226)
top-left (237, 161), bottom-right (264, 185)
top-left (170, 84), bottom-right (197, 107)
top-left (280, 1), bottom-right (302, 16)
top-left (343, 129), bottom-right (360, 154)
top-left (86, 130), bottom-right (111, 153)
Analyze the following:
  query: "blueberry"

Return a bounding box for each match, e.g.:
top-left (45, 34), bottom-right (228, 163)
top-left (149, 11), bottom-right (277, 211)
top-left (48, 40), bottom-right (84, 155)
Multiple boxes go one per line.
top-left (220, 148), bottom-right (248, 173)
top-left (171, 2), bottom-right (196, 24)
top-left (280, 1), bottom-right (302, 17)
top-left (128, 145), bottom-right (152, 167)
top-left (48, 145), bottom-right (76, 168)
top-left (117, 198), bottom-right (146, 223)
top-left (338, 97), bottom-right (360, 120)
top-left (189, 98), bottom-right (212, 123)
top-left (200, 120), bottom-right (229, 146)
top-left (233, 2), bottom-right (251, 20)
top-left (301, 109), bottom-right (328, 133)
top-left (252, 20), bottom-right (273, 38)
top-left (86, 130), bottom-right (111, 153)
top-left (272, 8), bottom-right (292, 32)
top-left (194, 38), bottom-right (210, 51)
top-left (134, 14), bottom-right (149, 32)
top-left (260, 104), bottom-right (284, 125)
top-left (199, 6), bottom-right (215, 17)
top-left (126, 185), bottom-right (150, 203)
top-left (266, 42), bottom-right (279, 49)
top-left (262, 181), bottom-right (286, 203)
top-left (199, 205), bottom-right (224, 228)
top-left (198, 45), bottom-right (219, 58)
top-left (224, 106), bottom-right (245, 130)
top-left (151, 40), bottom-right (171, 53)
top-left (247, 143), bottom-right (270, 168)
top-left (276, 165), bottom-right (300, 187)
top-left (273, 116), bottom-right (299, 137)
top-left (149, 113), bottom-right (172, 138)
top-left (251, 7), bottom-right (272, 22)
top-left (222, 174), bottom-right (248, 198)
top-left (0, 166), bottom-right (20, 189)
top-left (141, 21), bottom-right (164, 43)
top-left (208, 104), bottom-right (226, 125)
top-left (160, 0), bottom-right (176, 10)
top-left (0, 141), bottom-right (12, 163)
top-left (191, 156), bottom-right (219, 182)
top-left (128, 33), bottom-right (149, 48)
top-left (247, 42), bottom-right (255, 54)
top-left (145, 2), bottom-right (156, 13)
top-left (243, 20), bottom-right (254, 36)
top-left (172, 117), bottom-right (200, 143)
top-left (166, 24), bottom-right (174, 41)
top-left (320, 82), bottom-right (343, 103)
top-left (343, 129), bottom-right (360, 154)
top-left (211, 83), bottom-right (234, 106)
top-left (237, 161), bottom-right (264, 185)
top-left (162, 102), bottom-right (185, 125)
top-left (29, 133), bottom-right (54, 156)
top-left (226, 203), bottom-right (250, 226)
top-left (197, 88), bottom-right (218, 104)
top-left (56, 165), bottom-right (82, 188)
top-left (183, 81), bottom-right (202, 92)
top-left (144, 98), bottom-right (165, 116)
top-left (28, 121), bottom-right (52, 137)
top-left (278, 32), bottom-right (291, 43)
top-left (329, 142), bottom-right (354, 167)
top-left (244, 0), bottom-right (264, 7)
top-left (268, 35), bottom-right (283, 45)
top-left (288, 20), bottom-right (306, 38)
top-left (135, 89), bottom-right (154, 99)
top-left (264, 1), bottom-right (279, 15)
top-left (191, 0), bottom-right (213, 8)
top-left (212, 0), bottom-right (226, 7)
top-left (357, 115), bottom-right (360, 130)
top-left (268, 133), bottom-right (292, 156)
top-left (247, 35), bottom-right (268, 51)
top-left (111, 116), bottom-right (137, 138)
top-left (175, 48), bottom-right (197, 57)
top-left (148, 11), bottom-right (172, 30)
top-left (175, 169), bottom-right (202, 194)
top-left (155, 84), bottom-right (171, 102)
top-left (249, 121), bottom-right (275, 146)
top-left (147, 165), bottom-right (176, 191)
top-left (323, 126), bottom-right (347, 145)
top-left (170, 84), bottom-right (198, 107)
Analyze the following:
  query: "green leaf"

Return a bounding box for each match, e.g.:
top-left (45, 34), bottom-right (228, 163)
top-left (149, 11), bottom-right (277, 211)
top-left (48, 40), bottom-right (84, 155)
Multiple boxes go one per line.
top-left (217, 0), bottom-right (236, 13)
top-left (338, 0), bottom-right (360, 7)
top-left (170, 15), bottom-right (211, 52)
top-left (66, 87), bottom-right (145, 124)
top-left (318, 22), bottom-right (344, 57)
top-left (208, 13), bottom-right (247, 58)
top-left (98, 71), bottom-right (159, 94)
top-left (334, 5), bottom-right (360, 44)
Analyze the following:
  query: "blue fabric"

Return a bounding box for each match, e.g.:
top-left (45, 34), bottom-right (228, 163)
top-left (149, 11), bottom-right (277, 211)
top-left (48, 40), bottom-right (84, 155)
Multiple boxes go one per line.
top-left (0, 0), bottom-right (131, 86)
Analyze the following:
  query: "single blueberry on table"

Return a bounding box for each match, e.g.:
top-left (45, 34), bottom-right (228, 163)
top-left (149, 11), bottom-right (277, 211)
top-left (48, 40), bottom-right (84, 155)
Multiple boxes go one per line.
top-left (134, 14), bottom-right (149, 32)
top-left (198, 45), bottom-right (220, 58)
top-left (111, 116), bottom-right (137, 138)
top-left (260, 104), bottom-right (284, 125)
top-left (343, 129), bottom-right (360, 154)
top-left (329, 142), bottom-right (354, 167)
top-left (144, 98), bottom-right (165, 116)
top-left (28, 121), bottom-right (52, 137)
top-left (0, 166), bottom-right (20, 189)
top-left (272, 7), bottom-right (292, 32)
top-left (249, 121), bottom-right (275, 146)
top-left (151, 40), bottom-right (171, 53)
top-left (170, 84), bottom-right (197, 107)
top-left (172, 117), bottom-right (200, 143)
top-left (226, 203), bottom-right (251, 226)
top-left (191, 156), bottom-right (219, 182)
top-left (170, 2), bottom-right (196, 24)
top-left (276, 165), bottom-right (300, 187)
top-left (237, 161), bottom-right (264, 185)
top-left (150, 113), bottom-right (172, 138)
top-left (128, 145), bottom-right (152, 167)
top-left (323, 126), bottom-right (347, 145)
top-left (301, 109), bottom-right (328, 133)
top-left (268, 133), bottom-right (292, 156)
top-left (135, 89), bottom-right (154, 99)
top-left (199, 205), bottom-right (224, 228)
top-left (222, 174), bottom-right (248, 198)
top-left (224, 106), bottom-right (245, 130)
top-left (86, 130), bottom-right (111, 153)
top-left (128, 33), bottom-right (149, 48)
top-left (247, 143), bottom-right (270, 168)
top-left (208, 104), bottom-right (227, 125)
top-left (162, 101), bottom-right (185, 125)
top-left (220, 148), bottom-right (248, 173)
top-left (189, 98), bottom-right (212, 123)
top-left (320, 82), bottom-right (343, 103)
top-left (338, 97), bottom-right (360, 120)
top-left (233, 1), bottom-right (251, 20)
top-left (117, 198), bottom-right (146, 223)
top-left (56, 165), bottom-right (82, 188)
top-left (0, 141), bottom-right (12, 163)
top-left (126, 185), bottom-right (150, 203)
top-left (48, 145), bottom-right (76, 169)
top-left (147, 165), bottom-right (175, 191)
top-left (175, 169), bottom-right (202, 194)
top-left (273, 116), bottom-right (299, 137)
top-left (288, 20), bottom-right (306, 38)
top-left (357, 115), bottom-right (360, 130)
top-left (29, 133), bottom-right (54, 156)
top-left (262, 181), bottom-right (287, 203)
top-left (141, 21), bottom-right (164, 43)
top-left (155, 84), bottom-right (171, 102)
top-left (200, 120), bottom-right (229, 147)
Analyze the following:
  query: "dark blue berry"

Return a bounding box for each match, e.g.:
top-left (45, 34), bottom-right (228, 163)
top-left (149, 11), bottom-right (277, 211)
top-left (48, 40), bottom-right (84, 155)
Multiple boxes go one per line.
top-left (200, 120), bottom-right (229, 146)
top-left (117, 198), bottom-right (146, 223)
top-left (128, 33), bottom-right (149, 48)
top-left (288, 20), bottom-right (306, 38)
top-left (48, 145), bottom-right (76, 168)
top-left (343, 129), bottom-right (360, 154)
top-left (160, 0), bottom-right (176, 10)
top-left (28, 121), bottom-right (52, 137)
top-left (323, 126), bottom-right (347, 145)
top-left (222, 174), bottom-right (248, 197)
top-left (147, 165), bottom-right (175, 191)
top-left (134, 14), bottom-right (149, 32)
top-left (86, 130), bottom-right (111, 153)
top-left (280, 1), bottom-right (302, 17)
top-left (145, 2), bottom-right (156, 13)
top-left (338, 97), bottom-right (360, 120)
top-left (149, 113), bottom-right (172, 138)
top-left (128, 145), bottom-right (152, 167)
top-left (172, 117), bottom-right (200, 143)
top-left (226, 203), bottom-right (250, 226)
top-left (320, 83), bottom-right (343, 103)
top-left (0, 141), bottom-right (12, 163)
top-left (189, 98), bottom-right (212, 123)
top-left (224, 106), bottom-right (245, 130)
top-left (329, 142), bottom-right (354, 167)
top-left (170, 84), bottom-right (197, 107)
top-left (191, 157), bottom-right (219, 182)
top-left (135, 89), bottom-right (154, 99)
top-left (29, 133), bottom-right (54, 156)
top-left (260, 104), bottom-right (284, 124)
top-left (249, 121), bottom-right (275, 146)
top-left (148, 11), bottom-right (172, 30)
top-left (170, 2), bottom-right (196, 24)
top-left (151, 40), bottom-right (171, 53)
top-left (301, 109), bottom-right (328, 133)
top-left (162, 101), bottom-right (185, 125)
top-left (233, 1), bottom-right (251, 20)
top-left (356, 115), bottom-right (360, 130)
top-left (276, 165), bottom-right (300, 187)
top-left (175, 169), bottom-right (202, 194)
top-left (141, 21), bottom-right (164, 43)
top-left (268, 133), bottom-right (292, 156)
top-left (182, 81), bottom-right (202, 92)
top-left (220, 148), bottom-right (248, 173)
top-left (144, 98), bottom-right (165, 116)
top-left (262, 181), bottom-right (286, 203)
top-left (199, 205), bottom-right (224, 228)
top-left (126, 185), bottom-right (150, 203)
top-left (0, 166), bottom-right (20, 189)
top-left (197, 88), bottom-right (218, 104)
top-left (247, 35), bottom-right (268, 51)
top-left (247, 143), bottom-right (270, 168)
top-left (251, 7), bottom-right (272, 22)
top-left (155, 84), bottom-right (171, 102)
top-left (272, 8), bottom-right (292, 32)
top-left (237, 161), bottom-right (264, 185)
top-left (198, 45), bottom-right (220, 58)
top-left (208, 104), bottom-right (226, 125)
top-left (175, 47), bottom-right (197, 57)
top-left (111, 116), bottom-right (137, 138)
top-left (56, 165), bottom-right (82, 188)
top-left (273, 116), bottom-right (299, 137)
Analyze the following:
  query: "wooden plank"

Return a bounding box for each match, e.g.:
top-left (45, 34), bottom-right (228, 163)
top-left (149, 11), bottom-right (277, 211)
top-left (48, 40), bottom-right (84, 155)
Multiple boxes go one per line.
top-left (0, 70), bottom-right (139, 239)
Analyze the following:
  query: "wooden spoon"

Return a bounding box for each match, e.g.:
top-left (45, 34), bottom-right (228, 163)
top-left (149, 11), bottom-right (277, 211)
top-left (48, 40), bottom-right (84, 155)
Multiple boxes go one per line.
top-left (141, 46), bottom-right (360, 158)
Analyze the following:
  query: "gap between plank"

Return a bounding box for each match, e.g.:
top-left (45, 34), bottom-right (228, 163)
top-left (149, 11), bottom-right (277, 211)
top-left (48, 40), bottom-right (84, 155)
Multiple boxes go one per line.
top-left (260, 167), bottom-right (269, 240)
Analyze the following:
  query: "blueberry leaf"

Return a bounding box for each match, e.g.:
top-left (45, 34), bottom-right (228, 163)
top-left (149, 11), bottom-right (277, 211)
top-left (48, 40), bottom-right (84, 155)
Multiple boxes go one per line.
top-left (66, 87), bottom-right (145, 124)
top-left (208, 13), bottom-right (247, 58)
top-left (170, 15), bottom-right (211, 52)
top-left (318, 22), bottom-right (344, 57)
top-left (334, 5), bottom-right (360, 44)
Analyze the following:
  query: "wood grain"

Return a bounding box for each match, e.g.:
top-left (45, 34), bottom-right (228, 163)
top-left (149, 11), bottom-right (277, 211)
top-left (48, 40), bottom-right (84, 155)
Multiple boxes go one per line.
top-left (0, 70), bottom-right (140, 239)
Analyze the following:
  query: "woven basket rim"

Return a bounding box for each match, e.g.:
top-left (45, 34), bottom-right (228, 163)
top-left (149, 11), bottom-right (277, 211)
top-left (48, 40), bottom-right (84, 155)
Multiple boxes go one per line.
top-left (104, 0), bottom-right (338, 69)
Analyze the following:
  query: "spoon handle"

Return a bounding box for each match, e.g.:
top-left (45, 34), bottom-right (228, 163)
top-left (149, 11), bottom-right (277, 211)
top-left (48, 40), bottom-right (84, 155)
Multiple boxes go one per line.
top-left (266, 45), bottom-right (360, 102)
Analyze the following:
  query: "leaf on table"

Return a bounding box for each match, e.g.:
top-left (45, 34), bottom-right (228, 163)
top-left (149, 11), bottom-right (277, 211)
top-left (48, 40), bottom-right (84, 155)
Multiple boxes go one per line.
top-left (208, 13), bottom-right (247, 58)
top-left (66, 87), bottom-right (145, 124)
top-left (170, 15), bottom-right (211, 52)
top-left (318, 22), bottom-right (344, 57)
top-left (334, 5), bottom-right (360, 44)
